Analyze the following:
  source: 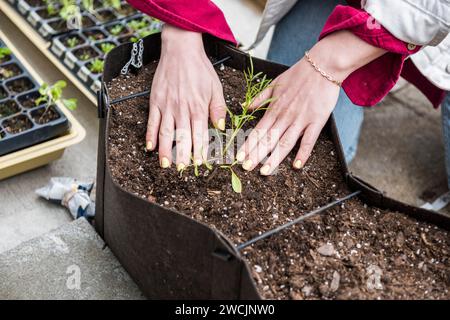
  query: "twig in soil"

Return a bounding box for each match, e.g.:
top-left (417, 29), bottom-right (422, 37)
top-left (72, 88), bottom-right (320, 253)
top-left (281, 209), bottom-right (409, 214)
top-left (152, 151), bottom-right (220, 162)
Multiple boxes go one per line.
top-left (236, 190), bottom-right (361, 250)
top-left (304, 170), bottom-right (321, 189)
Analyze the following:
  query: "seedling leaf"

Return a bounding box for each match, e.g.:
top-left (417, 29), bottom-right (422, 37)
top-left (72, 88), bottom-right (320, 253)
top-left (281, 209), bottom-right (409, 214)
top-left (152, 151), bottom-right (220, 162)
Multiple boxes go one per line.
top-left (231, 169), bottom-right (242, 193)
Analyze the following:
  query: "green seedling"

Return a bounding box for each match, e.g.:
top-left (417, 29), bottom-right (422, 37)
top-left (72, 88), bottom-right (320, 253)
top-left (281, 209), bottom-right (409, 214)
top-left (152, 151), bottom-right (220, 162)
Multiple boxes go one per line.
top-left (35, 80), bottom-right (77, 121)
top-left (130, 28), bottom-right (158, 42)
top-left (79, 53), bottom-right (91, 61)
top-left (59, 0), bottom-right (79, 21)
top-left (100, 42), bottom-right (115, 55)
top-left (44, 0), bottom-right (58, 16)
top-left (127, 19), bottom-right (150, 32)
top-left (105, 0), bottom-right (121, 9)
top-left (222, 58), bottom-right (273, 156)
top-left (110, 24), bottom-right (124, 36)
top-left (89, 58), bottom-right (104, 73)
top-left (0, 47), bottom-right (12, 60)
top-left (176, 57), bottom-right (273, 193)
top-left (0, 67), bottom-right (14, 79)
top-left (66, 37), bottom-right (79, 48)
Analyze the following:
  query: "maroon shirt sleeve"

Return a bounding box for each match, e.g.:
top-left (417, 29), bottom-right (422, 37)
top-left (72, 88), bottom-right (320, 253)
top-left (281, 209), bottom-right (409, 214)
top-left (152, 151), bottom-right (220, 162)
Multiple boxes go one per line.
top-left (126, 0), bottom-right (237, 44)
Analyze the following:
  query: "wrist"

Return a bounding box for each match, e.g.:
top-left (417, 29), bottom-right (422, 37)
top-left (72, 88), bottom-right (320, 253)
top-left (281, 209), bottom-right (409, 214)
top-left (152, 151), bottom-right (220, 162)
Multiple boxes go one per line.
top-left (308, 30), bottom-right (386, 82)
top-left (161, 24), bottom-right (204, 54)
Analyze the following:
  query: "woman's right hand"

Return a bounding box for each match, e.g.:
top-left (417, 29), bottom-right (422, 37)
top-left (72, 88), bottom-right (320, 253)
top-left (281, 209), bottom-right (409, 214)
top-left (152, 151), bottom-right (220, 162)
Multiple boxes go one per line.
top-left (146, 24), bottom-right (226, 171)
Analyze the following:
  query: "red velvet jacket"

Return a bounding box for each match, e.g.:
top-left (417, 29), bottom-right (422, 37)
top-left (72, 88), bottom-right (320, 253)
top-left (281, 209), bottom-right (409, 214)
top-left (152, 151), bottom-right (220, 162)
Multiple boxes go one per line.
top-left (127, 0), bottom-right (445, 107)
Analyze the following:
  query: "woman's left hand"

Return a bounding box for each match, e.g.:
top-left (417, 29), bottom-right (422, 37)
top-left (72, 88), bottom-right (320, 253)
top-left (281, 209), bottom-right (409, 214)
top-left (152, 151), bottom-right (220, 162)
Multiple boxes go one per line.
top-left (236, 30), bottom-right (386, 175)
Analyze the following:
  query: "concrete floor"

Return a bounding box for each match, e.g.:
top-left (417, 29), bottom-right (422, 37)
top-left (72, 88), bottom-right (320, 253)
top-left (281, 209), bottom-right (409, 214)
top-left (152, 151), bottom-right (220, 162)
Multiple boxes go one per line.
top-left (0, 1), bottom-right (447, 256)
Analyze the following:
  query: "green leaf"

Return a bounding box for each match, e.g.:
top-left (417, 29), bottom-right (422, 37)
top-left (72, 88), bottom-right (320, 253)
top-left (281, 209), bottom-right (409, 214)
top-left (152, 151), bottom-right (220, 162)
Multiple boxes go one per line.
top-left (63, 98), bottom-right (77, 110)
top-left (35, 96), bottom-right (47, 106)
top-left (204, 161), bottom-right (213, 171)
top-left (230, 169), bottom-right (242, 193)
top-left (0, 47), bottom-right (12, 59)
top-left (194, 164), bottom-right (199, 177)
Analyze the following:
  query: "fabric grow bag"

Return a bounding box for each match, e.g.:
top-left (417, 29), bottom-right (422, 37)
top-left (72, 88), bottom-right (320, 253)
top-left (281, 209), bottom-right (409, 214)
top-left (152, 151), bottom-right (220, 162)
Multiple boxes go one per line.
top-left (96, 34), bottom-right (450, 299)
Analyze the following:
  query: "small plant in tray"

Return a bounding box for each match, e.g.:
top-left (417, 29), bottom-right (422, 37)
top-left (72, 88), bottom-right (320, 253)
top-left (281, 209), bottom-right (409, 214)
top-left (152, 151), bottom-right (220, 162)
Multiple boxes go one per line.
top-left (65, 36), bottom-right (80, 48)
top-left (34, 80), bottom-right (77, 123)
top-left (0, 47), bottom-right (12, 64)
top-left (99, 42), bottom-right (116, 55)
top-left (87, 58), bottom-right (104, 74)
top-left (108, 24), bottom-right (126, 37)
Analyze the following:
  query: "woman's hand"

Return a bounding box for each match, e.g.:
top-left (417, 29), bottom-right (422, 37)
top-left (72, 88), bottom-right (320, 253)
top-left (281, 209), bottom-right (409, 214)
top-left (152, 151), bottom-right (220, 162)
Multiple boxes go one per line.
top-left (146, 24), bottom-right (226, 170)
top-left (236, 30), bottom-right (386, 175)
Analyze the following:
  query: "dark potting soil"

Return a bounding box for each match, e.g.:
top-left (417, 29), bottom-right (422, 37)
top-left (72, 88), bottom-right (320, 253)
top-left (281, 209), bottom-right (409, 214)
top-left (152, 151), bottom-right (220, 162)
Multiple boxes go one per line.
top-left (5, 77), bottom-right (34, 95)
top-left (0, 63), bottom-right (22, 80)
top-left (25, 0), bottom-right (45, 7)
top-left (107, 62), bottom-right (450, 300)
top-left (3, 114), bottom-right (32, 134)
top-left (96, 9), bottom-right (116, 23)
top-left (36, 8), bottom-right (60, 20)
top-left (0, 100), bottom-right (20, 118)
top-left (31, 106), bottom-right (60, 124)
top-left (74, 47), bottom-right (98, 61)
top-left (17, 91), bottom-right (39, 108)
top-left (83, 29), bottom-right (107, 41)
top-left (117, 4), bottom-right (137, 16)
top-left (0, 87), bottom-right (7, 100)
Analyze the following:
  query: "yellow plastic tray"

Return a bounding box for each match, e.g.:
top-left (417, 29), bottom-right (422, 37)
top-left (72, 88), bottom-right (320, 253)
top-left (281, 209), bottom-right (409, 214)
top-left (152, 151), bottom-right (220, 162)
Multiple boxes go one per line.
top-left (0, 28), bottom-right (86, 180)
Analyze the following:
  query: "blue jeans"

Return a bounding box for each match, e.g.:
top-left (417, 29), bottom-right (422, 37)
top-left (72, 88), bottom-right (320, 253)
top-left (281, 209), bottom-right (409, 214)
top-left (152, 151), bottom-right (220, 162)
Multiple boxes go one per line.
top-left (441, 93), bottom-right (450, 189)
top-left (268, 0), bottom-right (450, 189)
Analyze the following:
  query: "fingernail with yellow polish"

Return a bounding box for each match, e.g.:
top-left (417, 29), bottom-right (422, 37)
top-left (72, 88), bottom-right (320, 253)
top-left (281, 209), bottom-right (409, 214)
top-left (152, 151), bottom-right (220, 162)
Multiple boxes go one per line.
top-left (242, 159), bottom-right (253, 171)
top-left (160, 157), bottom-right (170, 168)
top-left (216, 118), bottom-right (225, 131)
top-left (236, 151), bottom-right (246, 162)
top-left (260, 164), bottom-right (271, 176)
top-left (293, 159), bottom-right (302, 169)
top-left (177, 163), bottom-right (185, 171)
top-left (146, 141), bottom-right (153, 151)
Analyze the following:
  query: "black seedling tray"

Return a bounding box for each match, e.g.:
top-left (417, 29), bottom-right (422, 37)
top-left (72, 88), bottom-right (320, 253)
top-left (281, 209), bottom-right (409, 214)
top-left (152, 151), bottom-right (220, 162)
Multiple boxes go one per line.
top-left (0, 39), bottom-right (70, 156)
top-left (7, 0), bottom-right (162, 96)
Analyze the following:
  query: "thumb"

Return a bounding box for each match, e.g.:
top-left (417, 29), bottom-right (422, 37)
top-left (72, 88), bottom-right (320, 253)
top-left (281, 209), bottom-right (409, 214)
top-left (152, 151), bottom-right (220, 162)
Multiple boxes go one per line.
top-left (210, 86), bottom-right (227, 131)
top-left (248, 85), bottom-right (273, 111)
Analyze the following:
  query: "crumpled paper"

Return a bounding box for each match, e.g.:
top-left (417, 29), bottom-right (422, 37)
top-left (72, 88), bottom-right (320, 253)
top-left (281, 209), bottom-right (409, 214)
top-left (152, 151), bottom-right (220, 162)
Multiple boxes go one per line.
top-left (36, 177), bottom-right (95, 220)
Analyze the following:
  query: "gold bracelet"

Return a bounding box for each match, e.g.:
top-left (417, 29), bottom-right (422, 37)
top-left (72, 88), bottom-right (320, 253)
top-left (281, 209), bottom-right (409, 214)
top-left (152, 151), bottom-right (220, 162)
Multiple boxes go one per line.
top-left (304, 51), bottom-right (342, 87)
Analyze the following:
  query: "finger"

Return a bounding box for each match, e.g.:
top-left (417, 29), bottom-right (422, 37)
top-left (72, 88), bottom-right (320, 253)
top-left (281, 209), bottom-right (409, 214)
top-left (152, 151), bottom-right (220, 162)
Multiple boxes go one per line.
top-left (146, 100), bottom-right (161, 151)
top-left (158, 113), bottom-right (175, 168)
top-left (243, 121), bottom-right (289, 171)
top-left (248, 85), bottom-right (274, 111)
top-left (209, 85), bottom-right (227, 131)
top-left (259, 124), bottom-right (303, 175)
top-left (175, 113), bottom-right (192, 171)
top-left (191, 114), bottom-right (209, 166)
top-left (236, 106), bottom-right (278, 162)
top-left (293, 122), bottom-right (323, 170)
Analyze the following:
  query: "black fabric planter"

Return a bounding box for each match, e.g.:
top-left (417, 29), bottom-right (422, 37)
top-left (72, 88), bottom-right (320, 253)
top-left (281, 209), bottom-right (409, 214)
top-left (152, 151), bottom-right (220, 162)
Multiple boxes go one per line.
top-left (96, 34), bottom-right (450, 299)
